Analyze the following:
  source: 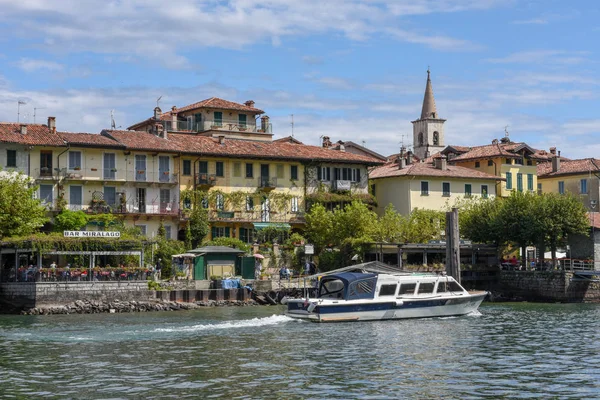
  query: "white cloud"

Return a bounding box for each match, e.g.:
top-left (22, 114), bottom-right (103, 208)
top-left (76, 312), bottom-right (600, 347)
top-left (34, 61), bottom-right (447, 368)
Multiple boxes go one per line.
top-left (314, 77), bottom-right (353, 90)
top-left (485, 50), bottom-right (590, 65)
top-left (561, 120), bottom-right (600, 136)
top-left (16, 58), bottom-right (63, 72)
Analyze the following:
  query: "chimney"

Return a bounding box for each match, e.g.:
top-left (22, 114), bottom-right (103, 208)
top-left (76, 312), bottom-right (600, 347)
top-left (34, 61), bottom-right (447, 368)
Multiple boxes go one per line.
top-left (20, 124), bottom-right (27, 135)
top-left (260, 115), bottom-right (270, 133)
top-left (398, 157), bottom-right (406, 169)
top-left (549, 147), bottom-right (556, 155)
top-left (552, 155), bottom-right (560, 172)
top-left (218, 135), bottom-right (225, 144)
top-left (399, 145), bottom-right (406, 158)
top-left (406, 151), bottom-right (413, 165)
top-left (337, 140), bottom-right (345, 152)
top-left (172, 112), bottom-right (178, 131)
top-left (155, 123), bottom-right (167, 140)
top-left (322, 136), bottom-right (332, 148)
top-left (47, 116), bottom-right (56, 133)
top-left (154, 107), bottom-right (162, 120)
top-left (492, 139), bottom-right (498, 144)
top-left (244, 100), bottom-right (255, 108)
top-left (435, 155), bottom-right (447, 170)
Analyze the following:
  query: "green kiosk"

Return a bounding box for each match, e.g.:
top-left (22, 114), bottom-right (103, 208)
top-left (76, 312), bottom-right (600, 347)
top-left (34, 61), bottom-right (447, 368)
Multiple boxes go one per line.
top-left (188, 246), bottom-right (255, 280)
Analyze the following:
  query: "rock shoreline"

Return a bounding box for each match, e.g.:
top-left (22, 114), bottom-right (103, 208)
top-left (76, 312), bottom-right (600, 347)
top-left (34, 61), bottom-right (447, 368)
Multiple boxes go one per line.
top-left (21, 299), bottom-right (260, 315)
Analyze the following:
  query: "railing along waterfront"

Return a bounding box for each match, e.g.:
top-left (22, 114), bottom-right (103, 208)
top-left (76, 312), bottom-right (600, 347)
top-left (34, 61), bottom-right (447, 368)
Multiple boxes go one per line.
top-left (1, 267), bottom-right (154, 283)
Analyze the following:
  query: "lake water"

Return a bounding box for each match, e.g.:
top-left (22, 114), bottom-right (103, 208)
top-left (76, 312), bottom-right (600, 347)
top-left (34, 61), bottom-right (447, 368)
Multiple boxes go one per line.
top-left (0, 303), bottom-right (599, 399)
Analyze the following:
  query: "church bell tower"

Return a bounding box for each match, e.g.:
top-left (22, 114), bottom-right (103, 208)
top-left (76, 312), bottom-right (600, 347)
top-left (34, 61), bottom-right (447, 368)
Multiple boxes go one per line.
top-left (412, 69), bottom-right (446, 160)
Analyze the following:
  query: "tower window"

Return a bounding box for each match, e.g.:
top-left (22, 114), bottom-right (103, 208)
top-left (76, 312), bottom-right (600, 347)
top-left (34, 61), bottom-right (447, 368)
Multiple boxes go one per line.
top-left (433, 132), bottom-right (439, 146)
top-left (418, 132), bottom-right (424, 146)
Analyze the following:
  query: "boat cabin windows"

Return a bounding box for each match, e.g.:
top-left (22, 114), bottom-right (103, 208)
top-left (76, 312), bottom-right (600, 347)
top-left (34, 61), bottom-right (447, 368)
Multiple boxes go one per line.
top-left (447, 281), bottom-right (463, 292)
top-left (379, 284), bottom-right (397, 296)
top-left (318, 279), bottom-right (345, 299)
top-left (417, 282), bottom-right (435, 294)
top-left (348, 278), bottom-right (377, 300)
top-left (437, 282), bottom-right (448, 293)
top-left (398, 283), bottom-right (416, 296)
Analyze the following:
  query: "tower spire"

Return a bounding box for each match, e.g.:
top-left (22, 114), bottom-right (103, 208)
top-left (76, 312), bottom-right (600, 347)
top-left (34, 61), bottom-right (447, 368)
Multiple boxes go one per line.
top-left (420, 68), bottom-right (438, 120)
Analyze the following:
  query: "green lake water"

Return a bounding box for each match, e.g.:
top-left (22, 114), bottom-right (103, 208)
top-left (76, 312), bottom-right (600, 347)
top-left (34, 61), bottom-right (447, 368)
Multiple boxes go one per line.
top-left (0, 303), bottom-right (599, 399)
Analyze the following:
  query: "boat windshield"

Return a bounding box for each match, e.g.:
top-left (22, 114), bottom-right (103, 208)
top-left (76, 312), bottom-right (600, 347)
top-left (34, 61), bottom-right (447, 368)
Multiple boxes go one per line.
top-left (318, 278), bottom-right (345, 299)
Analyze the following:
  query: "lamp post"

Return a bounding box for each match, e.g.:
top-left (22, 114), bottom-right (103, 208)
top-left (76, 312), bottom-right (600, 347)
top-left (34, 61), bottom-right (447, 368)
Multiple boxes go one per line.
top-left (591, 199), bottom-right (597, 269)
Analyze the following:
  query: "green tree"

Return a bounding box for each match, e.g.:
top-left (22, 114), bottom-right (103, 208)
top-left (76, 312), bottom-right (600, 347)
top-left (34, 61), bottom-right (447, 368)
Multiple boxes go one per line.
top-left (304, 203), bottom-right (335, 254)
top-left (0, 172), bottom-right (48, 238)
top-left (497, 191), bottom-right (541, 260)
top-left (458, 197), bottom-right (503, 245)
top-left (54, 210), bottom-right (89, 231)
top-left (402, 208), bottom-right (445, 243)
top-left (157, 221), bottom-right (166, 240)
top-left (373, 204), bottom-right (404, 243)
top-left (202, 237), bottom-right (251, 253)
top-left (154, 239), bottom-right (187, 279)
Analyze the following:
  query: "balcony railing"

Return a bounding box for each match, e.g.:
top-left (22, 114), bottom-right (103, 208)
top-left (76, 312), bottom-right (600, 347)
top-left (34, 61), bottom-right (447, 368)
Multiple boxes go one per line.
top-left (196, 173), bottom-right (217, 186)
top-left (33, 168), bottom-right (59, 180)
top-left (85, 201), bottom-right (179, 216)
top-left (333, 180), bottom-right (352, 191)
top-left (258, 176), bottom-right (277, 189)
top-left (206, 209), bottom-right (305, 224)
top-left (162, 119), bottom-right (272, 134)
top-left (127, 171), bottom-right (178, 184)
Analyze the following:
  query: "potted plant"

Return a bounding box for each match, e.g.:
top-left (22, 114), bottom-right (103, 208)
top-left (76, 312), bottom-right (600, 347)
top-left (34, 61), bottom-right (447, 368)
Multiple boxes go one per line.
top-left (74, 167), bottom-right (81, 171)
top-left (91, 168), bottom-right (97, 171)
top-left (111, 167), bottom-right (118, 172)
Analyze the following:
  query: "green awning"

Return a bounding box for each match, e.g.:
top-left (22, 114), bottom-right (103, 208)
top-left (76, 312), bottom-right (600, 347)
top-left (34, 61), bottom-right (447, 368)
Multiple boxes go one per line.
top-left (253, 223), bottom-right (291, 230)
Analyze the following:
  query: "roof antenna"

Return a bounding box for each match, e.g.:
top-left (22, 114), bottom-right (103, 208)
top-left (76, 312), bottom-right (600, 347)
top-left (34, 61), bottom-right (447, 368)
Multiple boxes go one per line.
top-left (504, 125), bottom-right (510, 137)
top-left (33, 107), bottom-right (46, 124)
top-left (17, 100), bottom-right (27, 123)
top-left (111, 110), bottom-right (116, 130)
top-left (156, 95), bottom-right (162, 108)
top-left (290, 114), bottom-right (294, 137)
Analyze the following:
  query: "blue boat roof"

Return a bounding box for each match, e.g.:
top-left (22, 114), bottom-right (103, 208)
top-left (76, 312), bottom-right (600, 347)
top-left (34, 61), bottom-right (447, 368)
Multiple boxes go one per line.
top-left (324, 272), bottom-right (377, 284)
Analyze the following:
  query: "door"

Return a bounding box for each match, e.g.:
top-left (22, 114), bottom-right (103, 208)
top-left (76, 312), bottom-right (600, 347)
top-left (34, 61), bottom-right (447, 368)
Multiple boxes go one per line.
top-left (160, 189), bottom-right (170, 213)
top-left (136, 188), bottom-right (146, 213)
top-left (240, 256), bottom-right (256, 279)
top-left (194, 255), bottom-right (206, 280)
top-left (159, 156), bottom-right (170, 182)
top-left (260, 164), bottom-right (269, 186)
top-left (103, 153), bottom-right (116, 179)
top-left (261, 198), bottom-right (270, 222)
top-left (40, 151), bottom-right (52, 176)
top-left (69, 185), bottom-right (82, 211)
top-left (135, 155), bottom-right (146, 181)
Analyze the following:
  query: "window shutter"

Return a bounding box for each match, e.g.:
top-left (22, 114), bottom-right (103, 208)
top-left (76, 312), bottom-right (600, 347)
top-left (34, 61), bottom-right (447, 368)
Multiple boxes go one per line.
top-left (317, 167), bottom-right (322, 181)
top-left (225, 227), bottom-right (230, 237)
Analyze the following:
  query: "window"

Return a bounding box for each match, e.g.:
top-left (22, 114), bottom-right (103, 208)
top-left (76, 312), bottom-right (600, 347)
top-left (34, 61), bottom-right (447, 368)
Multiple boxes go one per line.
top-left (443, 182), bottom-right (450, 197)
top-left (245, 163), bottom-right (254, 178)
top-left (194, 113), bottom-right (202, 129)
top-left (487, 160), bottom-right (493, 167)
top-left (581, 179), bottom-right (588, 194)
top-left (40, 151), bottom-right (52, 175)
top-left (211, 226), bottom-right (230, 239)
top-left (506, 172), bottom-right (512, 189)
top-left (436, 282), bottom-right (448, 293)
top-left (352, 168), bottom-right (361, 183)
top-left (418, 132), bottom-right (424, 146)
top-left (182, 160), bottom-right (191, 176)
top-left (421, 181), bottom-right (429, 196)
top-left (233, 162), bottom-right (241, 177)
top-left (158, 156), bottom-right (170, 182)
top-left (39, 184), bottom-right (53, 204)
top-left (527, 159), bottom-right (533, 166)
top-left (276, 164), bottom-right (284, 179)
top-left (537, 183), bottom-right (542, 194)
top-left (214, 111), bottom-right (223, 127)
top-left (447, 281), bottom-right (463, 292)
top-left (216, 193), bottom-right (224, 210)
top-left (433, 132), bottom-right (439, 146)
top-left (558, 181), bottom-right (565, 194)
top-left (201, 197), bottom-right (209, 209)
top-left (104, 187), bottom-right (116, 206)
top-left (318, 166), bottom-right (331, 181)
top-left (69, 185), bottom-right (82, 210)
top-left (216, 161), bottom-right (224, 177)
top-left (418, 282), bottom-right (435, 294)
top-left (290, 165), bottom-right (298, 180)
top-left (69, 151), bottom-right (82, 170)
top-left (291, 197), bottom-right (299, 212)
top-left (135, 155), bottom-right (147, 181)
top-left (379, 284), bottom-right (397, 296)
top-left (475, 161), bottom-right (480, 168)
top-left (165, 226), bottom-right (172, 240)
top-left (481, 185), bottom-right (488, 199)
top-left (239, 227), bottom-right (255, 244)
top-left (505, 158), bottom-right (512, 165)
top-left (398, 283), bottom-right (416, 295)
top-left (103, 153), bottom-right (116, 179)
top-left (371, 183), bottom-right (376, 197)
top-left (199, 161), bottom-right (208, 174)
top-left (137, 225), bottom-right (147, 236)
top-left (527, 174), bottom-right (534, 191)
top-left (246, 196), bottom-right (254, 211)
top-left (465, 184), bottom-right (472, 197)
top-left (6, 150), bottom-right (16, 167)
top-left (517, 173), bottom-right (523, 192)
top-left (238, 114), bottom-right (247, 128)
top-left (515, 157), bottom-right (523, 165)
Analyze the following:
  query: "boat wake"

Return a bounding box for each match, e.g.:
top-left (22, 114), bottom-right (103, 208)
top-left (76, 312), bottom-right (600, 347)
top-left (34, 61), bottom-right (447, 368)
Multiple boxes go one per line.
top-left (154, 314), bottom-right (294, 333)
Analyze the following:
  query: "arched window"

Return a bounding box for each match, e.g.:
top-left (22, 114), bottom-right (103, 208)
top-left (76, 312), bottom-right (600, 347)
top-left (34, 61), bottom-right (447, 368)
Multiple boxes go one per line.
top-left (433, 131), bottom-right (439, 146)
top-left (418, 132), bottom-right (424, 146)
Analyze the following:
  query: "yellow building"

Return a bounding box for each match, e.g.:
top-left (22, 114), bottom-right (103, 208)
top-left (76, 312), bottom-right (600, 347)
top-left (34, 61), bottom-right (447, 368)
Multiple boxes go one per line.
top-left (537, 157), bottom-right (600, 211)
top-left (370, 151), bottom-right (502, 216)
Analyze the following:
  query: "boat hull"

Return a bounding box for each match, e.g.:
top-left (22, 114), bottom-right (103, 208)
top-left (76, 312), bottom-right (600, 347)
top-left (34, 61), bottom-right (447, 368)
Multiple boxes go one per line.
top-left (285, 291), bottom-right (487, 322)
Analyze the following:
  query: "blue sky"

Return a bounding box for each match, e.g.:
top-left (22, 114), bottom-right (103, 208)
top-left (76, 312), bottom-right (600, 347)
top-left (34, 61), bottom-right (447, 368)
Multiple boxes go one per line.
top-left (0, 0), bottom-right (598, 159)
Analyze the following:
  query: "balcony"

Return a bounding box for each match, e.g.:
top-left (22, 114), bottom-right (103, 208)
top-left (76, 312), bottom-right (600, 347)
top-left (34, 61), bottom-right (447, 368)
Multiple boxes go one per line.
top-left (258, 176), bottom-right (277, 191)
top-left (126, 171), bottom-right (179, 185)
top-left (86, 200), bottom-right (179, 216)
top-left (33, 168), bottom-right (59, 180)
top-left (333, 180), bottom-right (352, 191)
top-left (196, 173), bottom-right (217, 188)
top-left (162, 119), bottom-right (272, 134)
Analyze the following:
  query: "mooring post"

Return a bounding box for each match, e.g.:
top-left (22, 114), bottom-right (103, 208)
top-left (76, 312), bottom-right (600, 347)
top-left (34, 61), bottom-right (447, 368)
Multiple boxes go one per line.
top-left (445, 208), bottom-right (461, 283)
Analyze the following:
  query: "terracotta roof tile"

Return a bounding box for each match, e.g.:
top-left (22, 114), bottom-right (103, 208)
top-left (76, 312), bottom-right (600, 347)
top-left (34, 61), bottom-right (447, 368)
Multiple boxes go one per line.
top-left (58, 131), bottom-right (124, 148)
top-left (444, 141), bottom-right (562, 163)
top-left (370, 160), bottom-right (503, 180)
top-left (175, 97), bottom-right (264, 114)
top-left (0, 123), bottom-right (65, 146)
top-left (101, 130), bottom-right (180, 152)
top-left (589, 212), bottom-right (600, 229)
top-left (537, 158), bottom-right (600, 177)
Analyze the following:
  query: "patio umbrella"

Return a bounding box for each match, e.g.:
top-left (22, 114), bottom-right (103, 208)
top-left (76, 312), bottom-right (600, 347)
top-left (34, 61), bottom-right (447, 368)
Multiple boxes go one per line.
top-left (253, 254), bottom-right (265, 259)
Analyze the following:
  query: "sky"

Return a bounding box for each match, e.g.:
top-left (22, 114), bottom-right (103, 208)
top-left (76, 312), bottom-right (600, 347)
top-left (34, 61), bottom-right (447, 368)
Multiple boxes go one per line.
top-left (0, 0), bottom-right (599, 159)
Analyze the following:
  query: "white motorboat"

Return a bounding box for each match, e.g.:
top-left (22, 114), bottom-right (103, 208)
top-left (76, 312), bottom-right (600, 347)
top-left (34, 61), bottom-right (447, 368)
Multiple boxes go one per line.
top-left (284, 271), bottom-right (487, 322)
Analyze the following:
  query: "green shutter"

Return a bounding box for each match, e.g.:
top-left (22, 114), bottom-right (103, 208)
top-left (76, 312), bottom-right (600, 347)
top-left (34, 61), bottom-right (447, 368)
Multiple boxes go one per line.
top-left (225, 227), bottom-right (230, 237)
